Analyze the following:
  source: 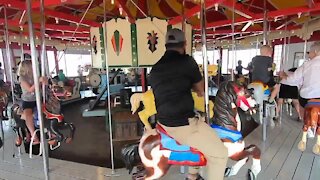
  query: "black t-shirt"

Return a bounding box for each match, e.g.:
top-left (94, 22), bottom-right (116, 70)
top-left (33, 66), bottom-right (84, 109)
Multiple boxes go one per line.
top-left (236, 65), bottom-right (243, 75)
top-left (149, 50), bottom-right (202, 127)
top-left (251, 55), bottom-right (272, 83)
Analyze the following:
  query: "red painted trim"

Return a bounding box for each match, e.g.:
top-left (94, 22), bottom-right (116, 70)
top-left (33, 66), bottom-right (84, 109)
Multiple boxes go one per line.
top-left (168, 0), bottom-right (226, 25)
top-left (32, 0), bottom-right (75, 9)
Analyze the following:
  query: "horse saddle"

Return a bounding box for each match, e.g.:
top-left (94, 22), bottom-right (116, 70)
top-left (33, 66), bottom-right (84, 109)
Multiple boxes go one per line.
top-left (210, 124), bottom-right (243, 142)
top-left (32, 105), bottom-right (64, 128)
top-left (156, 125), bottom-right (206, 166)
top-left (250, 81), bottom-right (271, 96)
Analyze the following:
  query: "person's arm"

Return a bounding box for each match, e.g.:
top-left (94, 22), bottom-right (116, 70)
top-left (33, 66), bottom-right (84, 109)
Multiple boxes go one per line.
top-left (20, 79), bottom-right (35, 93)
top-left (281, 65), bottom-right (304, 86)
top-left (187, 57), bottom-right (204, 96)
top-left (193, 79), bottom-right (204, 97)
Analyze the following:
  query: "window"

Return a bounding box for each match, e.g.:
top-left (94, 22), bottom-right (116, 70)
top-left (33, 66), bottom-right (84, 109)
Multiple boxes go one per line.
top-left (222, 48), bottom-right (259, 74)
top-left (273, 45), bottom-right (283, 73)
top-left (55, 51), bottom-right (92, 77)
top-left (0, 50), bottom-right (6, 81)
top-left (193, 50), bottom-right (220, 65)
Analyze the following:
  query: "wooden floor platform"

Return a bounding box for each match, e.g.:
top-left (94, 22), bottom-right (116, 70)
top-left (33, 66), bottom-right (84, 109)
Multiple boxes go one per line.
top-left (0, 110), bottom-right (319, 180)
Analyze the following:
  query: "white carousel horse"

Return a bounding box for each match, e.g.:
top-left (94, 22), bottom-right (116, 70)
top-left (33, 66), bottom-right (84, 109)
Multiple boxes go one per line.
top-left (122, 81), bottom-right (260, 180)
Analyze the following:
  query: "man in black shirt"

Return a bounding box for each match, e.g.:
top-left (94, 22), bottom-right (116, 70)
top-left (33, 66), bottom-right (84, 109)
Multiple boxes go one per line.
top-left (251, 45), bottom-right (279, 102)
top-left (149, 28), bottom-right (227, 180)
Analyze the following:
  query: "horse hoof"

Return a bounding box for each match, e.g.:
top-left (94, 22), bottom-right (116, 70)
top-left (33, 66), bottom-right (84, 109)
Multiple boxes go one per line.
top-left (298, 141), bottom-right (306, 152)
top-left (224, 167), bottom-right (232, 177)
top-left (48, 140), bottom-right (57, 146)
top-left (312, 144), bottom-right (320, 155)
top-left (247, 169), bottom-right (256, 180)
top-left (15, 137), bottom-right (22, 147)
top-left (65, 138), bottom-right (72, 144)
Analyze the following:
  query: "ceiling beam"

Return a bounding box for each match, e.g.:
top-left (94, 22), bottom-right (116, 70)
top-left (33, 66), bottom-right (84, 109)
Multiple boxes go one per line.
top-left (37, 9), bottom-right (101, 27)
top-left (32, 0), bottom-right (75, 9)
top-left (49, 32), bottom-right (90, 39)
top-left (0, 18), bottom-right (90, 33)
top-left (220, 0), bottom-right (255, 19)
top-left (168, 0), bottom-right (226, 25)
top-left (196, 3), bottom-right (320, 29)
top-left (193, 25), bottom-right (299, 37)
top-left (1, 0), bottom-right (100, 27)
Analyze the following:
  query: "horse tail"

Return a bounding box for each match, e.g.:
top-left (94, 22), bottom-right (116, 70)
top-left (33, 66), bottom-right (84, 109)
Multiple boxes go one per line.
top-left (130, 93), bottom-right (143, 114)
top-left (139, 130), bottom-right (168, 180)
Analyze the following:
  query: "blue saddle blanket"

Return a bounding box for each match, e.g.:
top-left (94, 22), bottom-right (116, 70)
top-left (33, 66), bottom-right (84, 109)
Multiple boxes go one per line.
top-left (159, 132), bottom-right (203, 165)
top-left (210, 124), bottom-right (242, 142)
top-left (306, 101), bottom-right (320, 107)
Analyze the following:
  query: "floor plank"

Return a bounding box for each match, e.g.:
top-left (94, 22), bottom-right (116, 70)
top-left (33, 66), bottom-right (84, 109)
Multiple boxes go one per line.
top-left (261, 128), bottom-right (300, 180)
top-left (309, 155), bottom-right (320, 180)
top-left (292, 138), bottom-right (315, 180)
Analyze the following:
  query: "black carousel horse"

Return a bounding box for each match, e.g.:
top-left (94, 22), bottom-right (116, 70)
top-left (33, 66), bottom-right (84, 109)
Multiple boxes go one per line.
top-left (11, 85), bottom-right (75, 149)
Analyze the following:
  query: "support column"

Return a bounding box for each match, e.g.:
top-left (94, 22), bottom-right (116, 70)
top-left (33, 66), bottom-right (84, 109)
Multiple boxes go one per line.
top-left (54, 49), bottom-right (59, 75)
top-left (141, 68), bottom-right (147, 92)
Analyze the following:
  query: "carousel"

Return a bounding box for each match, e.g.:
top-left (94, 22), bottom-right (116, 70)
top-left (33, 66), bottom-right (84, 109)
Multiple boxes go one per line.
top-left (0, 0), bottom-right (320, 180)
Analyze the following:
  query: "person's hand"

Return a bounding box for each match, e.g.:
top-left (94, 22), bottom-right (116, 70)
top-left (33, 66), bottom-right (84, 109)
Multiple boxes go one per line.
top-left (279, 71), bottom-right (287, 79)
top-left (39, 77), bottom-right (48, 85)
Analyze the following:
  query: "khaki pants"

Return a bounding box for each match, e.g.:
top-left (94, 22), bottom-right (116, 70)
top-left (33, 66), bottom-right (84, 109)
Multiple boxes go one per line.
top-left (160, 116), bottom-right (228, 180)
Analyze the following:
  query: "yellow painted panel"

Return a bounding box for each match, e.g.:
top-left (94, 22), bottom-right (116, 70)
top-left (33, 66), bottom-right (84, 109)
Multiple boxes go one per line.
top-left (268, 0), bottom-right (306, 9)
top-left (148, 0), bottom-right (166, 18)
top-left (127, 0), bottom-right (139, 18)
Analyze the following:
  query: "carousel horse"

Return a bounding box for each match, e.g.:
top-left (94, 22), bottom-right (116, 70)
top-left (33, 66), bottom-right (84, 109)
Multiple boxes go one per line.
top-left (0, 89), bottom-right (8, 120)
top-left (248, 81), bottom-right (277, 126)
top-left (11, 86), bottom-right (75, 151)
top-left (298, 99), bottom-right (320, 155)
top-left (122, 81), bottom-right (259, 180)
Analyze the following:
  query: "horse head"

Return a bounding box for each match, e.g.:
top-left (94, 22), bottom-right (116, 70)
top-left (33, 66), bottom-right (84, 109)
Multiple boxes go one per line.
top-left (213, 81), bottom-right (257, 130)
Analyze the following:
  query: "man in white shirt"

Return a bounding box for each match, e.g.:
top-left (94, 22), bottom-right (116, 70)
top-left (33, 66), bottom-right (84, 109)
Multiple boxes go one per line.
top-left (281, 41), bottom-right (320, 122)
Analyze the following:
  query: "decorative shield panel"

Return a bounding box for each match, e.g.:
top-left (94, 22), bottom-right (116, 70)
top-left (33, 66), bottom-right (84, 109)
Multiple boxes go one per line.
top-left (136, 18), bottom-right (167, 66)
top-left (106, 19), bottom-right (133, 67)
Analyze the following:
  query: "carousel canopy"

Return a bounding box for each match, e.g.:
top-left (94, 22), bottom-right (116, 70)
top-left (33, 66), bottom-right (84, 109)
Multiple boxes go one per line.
top-left (1, 0), bottom-right (320, 48)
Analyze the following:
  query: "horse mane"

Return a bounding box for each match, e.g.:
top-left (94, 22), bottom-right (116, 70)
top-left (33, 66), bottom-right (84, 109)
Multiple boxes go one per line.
top-left (212, 81), bottom-right (238, 129)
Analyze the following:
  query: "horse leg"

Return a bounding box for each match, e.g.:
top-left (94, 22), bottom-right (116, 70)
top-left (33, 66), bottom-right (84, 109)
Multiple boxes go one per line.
top-left (226, 144), bottom-right (261, 180)
top-left (61, 122), bottom-right (75, 143)
top-left (312, 111), bottom-right (320, 155)
top-left (298, 125), bottom-right (309, 152)
top-left (49, 119), bottom-right (64, 144)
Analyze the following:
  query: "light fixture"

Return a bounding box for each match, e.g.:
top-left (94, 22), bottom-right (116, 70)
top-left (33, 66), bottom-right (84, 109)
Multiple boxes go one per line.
top-left (197, 12), bottom-right (200, 19)
top-left (119, 6), bottom-right (123, 15)
top-left (274, 17), bottom-right (278, 22)
top-left (13, 36), bottom-right (16, 39)
top-left (55, 17), bottom-right (59, 24)
top-left (20, 26), bottom-right (23, 31)
top-left (215, 3), bottom-right (219, 11)
top-left (298, 12), bottom-right (302, 18)
top-left (111, 0), bottom-right (114, 5)
top-left (241, 21), bottom-right (252, 32)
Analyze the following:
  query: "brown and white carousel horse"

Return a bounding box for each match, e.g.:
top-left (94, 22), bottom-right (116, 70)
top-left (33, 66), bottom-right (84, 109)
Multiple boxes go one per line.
top-left (298, 99), bottom-right (320, 155)
top-left (122, 81), bottom-right (261, 180)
